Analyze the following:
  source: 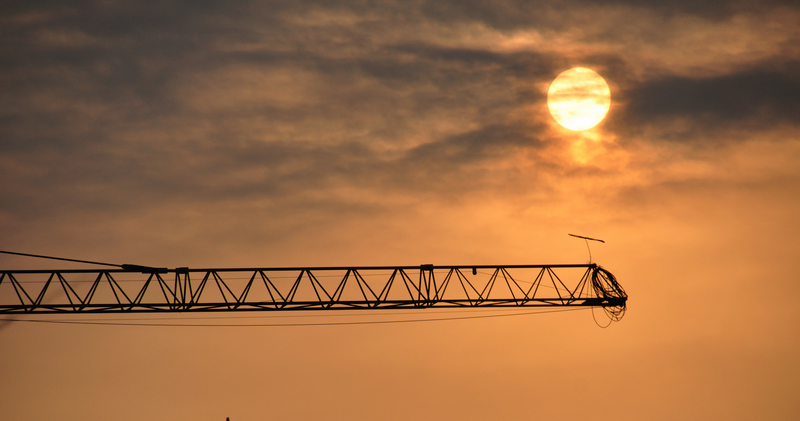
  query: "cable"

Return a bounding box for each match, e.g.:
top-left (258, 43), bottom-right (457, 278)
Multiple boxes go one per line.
top-left (589, 266), bottom-right (627, 323)
top-left (0, 250), bottom-right (120, 268)
top-left (591, 306), bottom-right (613, 328)
top-left (0, 307), bottom-right (587, 327)
top-left (0, 250), bottom-right (166, 273)
top-left (0, 307), bottom-right (536, 322)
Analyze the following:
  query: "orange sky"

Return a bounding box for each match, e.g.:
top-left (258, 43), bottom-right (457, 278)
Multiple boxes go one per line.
top-left (1, 1), bottom-right (799, 420)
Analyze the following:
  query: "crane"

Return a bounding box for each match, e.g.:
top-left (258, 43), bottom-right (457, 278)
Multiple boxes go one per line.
top-left (0, 251), bottom-right (628, 322)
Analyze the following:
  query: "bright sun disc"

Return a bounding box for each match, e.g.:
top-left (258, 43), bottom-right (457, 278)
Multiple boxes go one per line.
top-left (547, 68), bottom-right (611, 131)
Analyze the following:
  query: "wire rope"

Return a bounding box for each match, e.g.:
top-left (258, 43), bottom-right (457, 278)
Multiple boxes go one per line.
top-left (0, 307), bottom-right (539, 322)
top-left (0, 307), bottom-right (588, 327)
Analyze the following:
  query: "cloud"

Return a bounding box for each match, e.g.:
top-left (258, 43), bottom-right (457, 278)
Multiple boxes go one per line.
top-left (2, 0), bottom-right (799, 251)
top-left (418, 0), bottom-right (799, 30)
top-left (613, 62), bottom-right (800, 141)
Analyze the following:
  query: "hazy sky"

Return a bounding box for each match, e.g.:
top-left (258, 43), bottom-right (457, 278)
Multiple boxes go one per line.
top-left (1, 1), bottom-right (799, 420)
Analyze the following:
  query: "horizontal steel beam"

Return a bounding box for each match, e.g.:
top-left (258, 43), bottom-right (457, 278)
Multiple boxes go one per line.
top-left (0, 298), bottom-right (628, 313)
top-left (4, 263), bottom-right (597, 274)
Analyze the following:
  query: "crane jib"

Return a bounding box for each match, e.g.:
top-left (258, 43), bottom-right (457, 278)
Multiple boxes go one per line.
top-left (0, 264), bottom-right (627, 321)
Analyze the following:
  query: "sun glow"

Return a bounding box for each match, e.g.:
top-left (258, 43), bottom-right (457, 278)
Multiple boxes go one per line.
top-left (547, 68), bottom-right (611, 131)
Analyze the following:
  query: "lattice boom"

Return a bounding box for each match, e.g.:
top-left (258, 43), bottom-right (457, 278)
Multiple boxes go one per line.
top-left (0, 264), bottom-right (627, 317)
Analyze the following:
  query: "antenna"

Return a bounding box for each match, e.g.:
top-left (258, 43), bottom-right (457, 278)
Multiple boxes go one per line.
top-left (568, 233), bottom-right (605, 263)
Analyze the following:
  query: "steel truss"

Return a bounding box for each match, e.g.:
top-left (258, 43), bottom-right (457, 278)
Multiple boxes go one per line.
top-left (0, 264), bottom-right (627, 319)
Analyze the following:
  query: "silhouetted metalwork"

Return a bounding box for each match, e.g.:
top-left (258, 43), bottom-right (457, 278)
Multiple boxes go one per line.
top-left (0, 264), bottom-right (627, 320)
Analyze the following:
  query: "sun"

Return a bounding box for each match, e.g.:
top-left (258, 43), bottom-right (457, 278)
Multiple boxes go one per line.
top-left (547, 68), bottom-right (611, 131)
